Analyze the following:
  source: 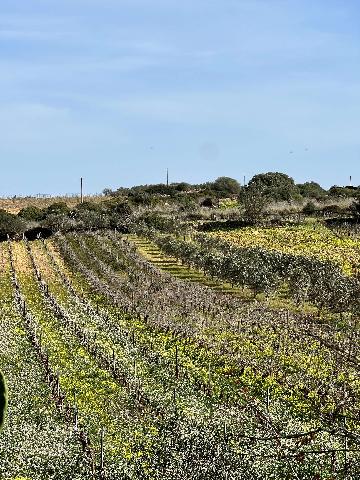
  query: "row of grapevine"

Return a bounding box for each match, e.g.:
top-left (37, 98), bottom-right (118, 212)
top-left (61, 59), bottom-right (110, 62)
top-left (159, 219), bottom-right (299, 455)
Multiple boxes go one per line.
top-left (0, 243), bottom-right (89, 479)
top-left (3, 229), bottom-right (360, 478)
top-left (147, 232), bottom-right (360, 314)
top-left (50, 232), bottom-right (360, 476)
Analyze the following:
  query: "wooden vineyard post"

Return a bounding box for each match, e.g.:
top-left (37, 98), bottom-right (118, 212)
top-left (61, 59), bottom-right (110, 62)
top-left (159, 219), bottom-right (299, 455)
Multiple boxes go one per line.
top-left (331, 450), bottom-right (336, 476)
top-left (56, 372), bottom-right (60, 399)
top-left (208, 362), bottom-right (212, 396)
top-left (175, 345), bottom-right (179, 378)
top-left (74, 405), bottom-right (78, 431)
top-left (99, 427), bottom-right (105, 479)
top-left (73, 391), bottom-right (78, 430)
top-left (343, 416), bottom-right (348, 479)
top-left (266, 386), bottom-right (270, 412)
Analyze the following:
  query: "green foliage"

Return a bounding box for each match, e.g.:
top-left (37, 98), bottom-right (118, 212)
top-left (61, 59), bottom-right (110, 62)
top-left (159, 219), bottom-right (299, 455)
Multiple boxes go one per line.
top-left (128, 191), bottom-right (154, 206)
top-left (211, 176), bottom-right (241, 196)
top-left (328, 185), bottom-right (357, 198)
top-left (0, 371), bottom-right (7, 431)
top-left (45, 202), bottom-right (70, 216)
top-left (18, 206), bottom-right (44, 221)
top-left (3, 234), bottom-right (360, 476)
top-left (41, 214), bottom-right (74, 232)
top-left (321, 204), bottom-right (345, 216)
top-left (151, 232), bottom-right (360, 312)
top-left (105, 200), bottom-right (133, 216)
top-left (0, 209), bottom-right (27, 239)
top-left (172, 182), bottom-right (190, 192)
top-left (219, 198), bottom-right (239, 209)
top-left (136, 212), bottom-right (183, 234)
top-left (200, 197), bottom-right (215, 208)
top-left (248, 172), bottom-right (300, 201)
top-left (302, 201), bottom-right (317, 215)
top-left (297, 181), bottom-right (327, 200)
top-left (241, 185), bottom-right (267, 224)
top-left (75, 201), bottom-right (102, 212)
top-left (102, 188), bottom-right (114, 196)
top-left (350, 198), bottom-right (360, 218)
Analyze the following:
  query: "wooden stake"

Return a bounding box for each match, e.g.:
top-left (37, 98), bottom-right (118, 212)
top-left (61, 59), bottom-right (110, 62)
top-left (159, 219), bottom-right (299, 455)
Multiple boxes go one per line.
top-left (344, 416), bottom-right (348, 478)
top-left (100, 427), bottom-right (105, 473)
top-left (175, 345), bottom-right (179, 378)
top-left (74, 405), bottom-right (78, 430)
top-left (208, 362), bottom-right (211, 393)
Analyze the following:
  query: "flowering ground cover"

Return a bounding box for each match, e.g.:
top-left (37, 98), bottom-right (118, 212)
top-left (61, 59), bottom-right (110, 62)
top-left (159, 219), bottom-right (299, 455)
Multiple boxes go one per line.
top-left (0, 243), bottom-right (87, 479)
top-left (211, 224), bottom-right (360, 276)
top-left (1, 231), bottom-right (360, 479)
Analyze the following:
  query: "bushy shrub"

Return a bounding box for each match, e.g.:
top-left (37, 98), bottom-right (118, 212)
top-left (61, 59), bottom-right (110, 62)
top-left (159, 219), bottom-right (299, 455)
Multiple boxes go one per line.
top-left (0, 209), bottom-right (26, 239)
top-left (302, 201), bottom-right (317, 215)
top-left (18, 206), bottom-right (44, 221)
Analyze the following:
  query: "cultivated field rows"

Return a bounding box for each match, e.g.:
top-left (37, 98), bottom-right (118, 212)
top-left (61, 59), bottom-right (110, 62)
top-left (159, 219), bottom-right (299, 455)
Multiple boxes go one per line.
top-left (1, 231), bottom-right (360, 478)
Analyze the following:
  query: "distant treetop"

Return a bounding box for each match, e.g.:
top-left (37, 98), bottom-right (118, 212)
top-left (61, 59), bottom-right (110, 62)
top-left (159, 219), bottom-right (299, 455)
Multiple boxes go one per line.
top-left (248, 172), bottom-right (300, 201)
top-left (212, 177), bottom-right (241, 195)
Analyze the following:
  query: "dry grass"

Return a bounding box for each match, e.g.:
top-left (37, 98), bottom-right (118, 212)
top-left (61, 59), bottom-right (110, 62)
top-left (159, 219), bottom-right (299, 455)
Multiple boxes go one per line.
top-left (266, 197), bottom-right (355, 213)
top-left (0, 195), bottom-right (103, 214)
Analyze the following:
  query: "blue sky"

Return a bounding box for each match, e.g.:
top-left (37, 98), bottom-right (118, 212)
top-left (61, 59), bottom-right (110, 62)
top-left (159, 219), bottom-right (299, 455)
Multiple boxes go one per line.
top-left (1, 0), bottom-right (359, 195)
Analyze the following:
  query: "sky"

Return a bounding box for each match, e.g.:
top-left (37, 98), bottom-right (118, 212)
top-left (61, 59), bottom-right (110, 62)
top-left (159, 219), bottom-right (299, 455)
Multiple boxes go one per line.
top-left (1, 0), bottom-right (360, 196)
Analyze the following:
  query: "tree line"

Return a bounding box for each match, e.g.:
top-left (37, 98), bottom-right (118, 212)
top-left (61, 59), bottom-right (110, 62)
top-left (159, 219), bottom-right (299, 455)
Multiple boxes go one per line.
top-left (1, 171), bottom-right (360, 239)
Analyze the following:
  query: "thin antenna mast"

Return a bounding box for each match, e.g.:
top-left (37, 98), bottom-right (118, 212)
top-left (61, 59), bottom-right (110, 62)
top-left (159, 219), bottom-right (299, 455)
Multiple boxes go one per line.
top-left (166, 168), bottom-right (169, 187)
top-left (80, 177), bottom-right (83, 204)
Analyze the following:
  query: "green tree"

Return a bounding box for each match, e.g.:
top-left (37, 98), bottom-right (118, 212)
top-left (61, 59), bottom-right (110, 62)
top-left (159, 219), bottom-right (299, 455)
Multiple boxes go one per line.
top-left (212, 177), bottom-right (241, 196)
top-left (241, 185), bottom-right (267, 223)
top-left (302, 201), bottom-right (317, 215)
top-left (328, 186), bottom-right (357, 198)
top-left (45, 202), bottom-right (70, 216)
top-left (0, 209), bottom-right (26, 238)
top-left (248, 172), bottom-right (299, 201)
top-left (297, 181), bottom-right (327, 200)
top-left (18, 205), bottom-right (44, 221)
top-left (102, 188), bottom-right (114, 196)
top-left (75, 201), bottom-right (102, 212)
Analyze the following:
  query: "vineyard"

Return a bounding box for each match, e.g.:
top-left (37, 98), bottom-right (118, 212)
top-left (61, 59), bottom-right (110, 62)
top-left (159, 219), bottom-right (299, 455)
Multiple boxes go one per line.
top-left (1, 229), bottom-right (360, 479)
top-left (211, 225), bottom-right (360, 277)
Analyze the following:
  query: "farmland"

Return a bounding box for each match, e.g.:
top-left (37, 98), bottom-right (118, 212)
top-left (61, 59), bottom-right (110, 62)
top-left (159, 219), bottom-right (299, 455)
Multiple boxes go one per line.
top-left (1, 227), bottom-right (360, 479)
top-left (211, 225), bottom-right (360, 277)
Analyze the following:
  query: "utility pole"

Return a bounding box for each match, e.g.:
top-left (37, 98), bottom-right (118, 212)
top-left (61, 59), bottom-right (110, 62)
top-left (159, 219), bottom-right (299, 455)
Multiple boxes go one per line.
top-left (166, 168), bottom-right (169, 187)
top-left (80, 177), bottom-right (83, 204)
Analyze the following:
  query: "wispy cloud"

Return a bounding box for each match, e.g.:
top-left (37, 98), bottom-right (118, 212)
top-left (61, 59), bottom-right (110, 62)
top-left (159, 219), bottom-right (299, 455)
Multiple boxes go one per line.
top-left (0, 0), bottom-right (359, 194)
